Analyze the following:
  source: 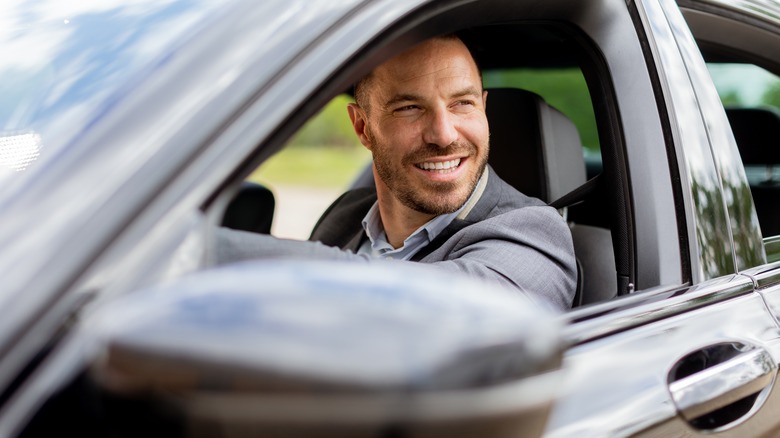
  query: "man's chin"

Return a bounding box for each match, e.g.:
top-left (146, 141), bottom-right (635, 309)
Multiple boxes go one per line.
top-left (405, 190), bottom-right (470, 216)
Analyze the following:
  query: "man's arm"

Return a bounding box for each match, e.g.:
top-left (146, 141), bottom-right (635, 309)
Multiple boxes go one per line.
top-left (214, 227), bottom-right (372, 265)
top-left (418, 205), bottom-right (577, 311)
top-left (213, 203), bottom-right (576, 311)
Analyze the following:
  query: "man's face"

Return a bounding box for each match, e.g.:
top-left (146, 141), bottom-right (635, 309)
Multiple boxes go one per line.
top-left (349, 38), bottom-right (489, 215)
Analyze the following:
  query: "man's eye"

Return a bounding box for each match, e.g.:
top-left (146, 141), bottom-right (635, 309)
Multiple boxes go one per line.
top-left (394, 105), bottom-right (420, 114)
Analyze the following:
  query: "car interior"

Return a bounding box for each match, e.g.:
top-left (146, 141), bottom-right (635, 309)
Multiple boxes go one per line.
top-left (477, 86), bottom-right (616, 306)
top-left (220, 22), bottom-right (627, 309)
top-left (724, 106), bottom-right (780, 238)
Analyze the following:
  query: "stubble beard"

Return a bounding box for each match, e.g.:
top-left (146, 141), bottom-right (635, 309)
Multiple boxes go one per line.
top-left (371, 136), bottom-right (488, 215)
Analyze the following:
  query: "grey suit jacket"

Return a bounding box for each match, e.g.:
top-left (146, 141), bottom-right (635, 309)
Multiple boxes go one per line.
top-left (215, 168), bottom-right (576, 310)
top-left (309, 168), bottom-right (577, 310)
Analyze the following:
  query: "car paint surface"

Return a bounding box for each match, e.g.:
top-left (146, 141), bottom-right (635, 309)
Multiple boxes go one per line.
top-left (0, 0), bottom-right (367, 397)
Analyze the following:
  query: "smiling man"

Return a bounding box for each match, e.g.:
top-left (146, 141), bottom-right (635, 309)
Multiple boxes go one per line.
top-left (346, 36), bottom-right (490, 251)
top-left (217, 35), bottom-right (577, 310)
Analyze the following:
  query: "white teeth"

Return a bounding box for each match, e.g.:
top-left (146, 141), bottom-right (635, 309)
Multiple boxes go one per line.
top-left (416, 158), bottom-right (461, 173)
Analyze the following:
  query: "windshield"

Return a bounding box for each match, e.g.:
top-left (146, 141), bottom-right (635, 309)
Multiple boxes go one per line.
top-left (0, 0), bottom-right (220, 187)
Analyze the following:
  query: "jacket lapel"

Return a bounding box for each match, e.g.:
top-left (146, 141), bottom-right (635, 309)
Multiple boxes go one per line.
top-left (344, 229), bottom-right (368, 253)
top-left (410, 166), bottom-right (501, 261)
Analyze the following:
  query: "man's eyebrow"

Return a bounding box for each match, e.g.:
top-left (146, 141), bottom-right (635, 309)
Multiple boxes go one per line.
top-left (382, 93), bottom-right (423, 109)
top-left (451, 87), bottom-right (482, 99)
top-left (382, 87), bottom-right (482, 109)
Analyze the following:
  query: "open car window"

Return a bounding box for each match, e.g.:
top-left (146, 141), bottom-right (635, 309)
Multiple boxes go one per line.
top-left (219, 14), bottom-right (680, 309)
top-left (245, 95), bottom-right (370, 239)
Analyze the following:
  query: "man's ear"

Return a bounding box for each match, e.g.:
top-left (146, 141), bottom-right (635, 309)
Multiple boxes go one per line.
top-left (482, 89), bottom-right (488, 109)
top-left (347, 103), bottom-right (372, 149)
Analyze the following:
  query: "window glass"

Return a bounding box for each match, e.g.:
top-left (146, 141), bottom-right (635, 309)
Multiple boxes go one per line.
top-left (707, 63), bottom-right (780, 107)
top-left (707, 62), bottom-right (780, 241)
top-left (708, 63), bottom-right (780, 183)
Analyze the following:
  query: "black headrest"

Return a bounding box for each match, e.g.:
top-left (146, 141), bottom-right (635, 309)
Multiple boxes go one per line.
top-left (222, 182), bottom-right (275, 234)
top-left (725, 107), bottom-right (780, 166)
top-left (485, 88), bottom-right (586, 203)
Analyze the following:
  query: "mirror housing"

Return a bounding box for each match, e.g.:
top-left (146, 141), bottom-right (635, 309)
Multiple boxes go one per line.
top-left (84, 260), bottom-right (565, 437)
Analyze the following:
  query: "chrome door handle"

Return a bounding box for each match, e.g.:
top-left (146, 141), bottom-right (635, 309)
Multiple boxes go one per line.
top-left (669, 348), bottom-right (776, 421)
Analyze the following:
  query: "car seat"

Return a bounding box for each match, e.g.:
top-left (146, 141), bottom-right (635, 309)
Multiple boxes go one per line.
top-left (222, 181), bottom-right (275, 234)
top-left (485, 88), bottom-right (617, 306)
top-left (725, 107), bottom-right (780, 237)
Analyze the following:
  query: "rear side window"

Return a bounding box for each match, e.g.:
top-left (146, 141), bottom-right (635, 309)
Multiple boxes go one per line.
top-left (707, 62), bottom-right (780, 246)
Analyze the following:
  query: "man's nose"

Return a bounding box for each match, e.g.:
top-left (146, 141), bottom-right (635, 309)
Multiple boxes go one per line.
top-left (422, 109), bottom-right (458, 147)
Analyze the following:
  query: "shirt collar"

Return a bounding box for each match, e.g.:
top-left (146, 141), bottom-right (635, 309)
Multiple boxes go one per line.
top-left (359, 168), bottom-right (488, 260)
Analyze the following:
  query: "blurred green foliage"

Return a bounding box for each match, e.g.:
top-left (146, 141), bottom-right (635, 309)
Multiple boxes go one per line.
top-left (720, 90), bottom-right (743, 106)
top-left (255, 68), bottom-right (600, 187)
top-left (286, 95), bottom-right (362, 149)
top-left (250, 146), bottom-right (370, 187)
top-left (251, 95), bottom-right (370, 188)
top-left (762, 81), bottom-right (780, 108)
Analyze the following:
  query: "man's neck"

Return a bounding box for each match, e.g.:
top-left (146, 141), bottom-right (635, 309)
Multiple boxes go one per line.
top-left (376, 195), bottom-right (435, 249)
top-left (373, 167), bottom-right (488, 249)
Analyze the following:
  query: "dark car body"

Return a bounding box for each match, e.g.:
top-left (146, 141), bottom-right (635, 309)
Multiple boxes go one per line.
top-left (3, 0), bottom-right (780, 436)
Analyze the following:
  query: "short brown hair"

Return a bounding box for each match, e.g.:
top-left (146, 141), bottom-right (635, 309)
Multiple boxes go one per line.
top-left (352, 34), bottom-right (478, 112)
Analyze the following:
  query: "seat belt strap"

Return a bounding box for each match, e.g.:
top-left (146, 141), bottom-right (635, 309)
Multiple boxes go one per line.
top-left (549, 174), bottom-right (601, 209)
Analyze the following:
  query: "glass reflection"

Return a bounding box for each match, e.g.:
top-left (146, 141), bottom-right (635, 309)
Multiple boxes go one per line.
top-left (705, 0), bottom-right (780, 23)
top-left (641, 0), bottom-right (736, 280)
top-left (0, 132), bottom-right (41, 171)
top-left (0, 0), bottom-right (219, 188)
top-left (665, 2), bottom-right (767, 271)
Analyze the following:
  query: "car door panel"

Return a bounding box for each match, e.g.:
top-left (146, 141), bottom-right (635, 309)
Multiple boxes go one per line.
top-left (677, 7), bottom-right (780, 434)
top-left (546, 282), bottom-right (780, 436)
top-left (744, 262), bottom-right (780, 327)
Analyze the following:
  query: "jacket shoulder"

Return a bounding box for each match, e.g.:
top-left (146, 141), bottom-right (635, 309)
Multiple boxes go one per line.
top-left (469, 170), bottom-right (548, 222)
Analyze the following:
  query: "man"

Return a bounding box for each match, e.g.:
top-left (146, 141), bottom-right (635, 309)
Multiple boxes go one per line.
top-left (217, 35), bottom-right (576, 310)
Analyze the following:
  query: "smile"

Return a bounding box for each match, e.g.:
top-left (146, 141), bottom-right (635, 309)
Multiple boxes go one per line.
top-left (415, 158), bottom-right (462, 173)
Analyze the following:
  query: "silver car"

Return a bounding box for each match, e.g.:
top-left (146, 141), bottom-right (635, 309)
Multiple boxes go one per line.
top-left (3, 0), bottom-right (780, 436)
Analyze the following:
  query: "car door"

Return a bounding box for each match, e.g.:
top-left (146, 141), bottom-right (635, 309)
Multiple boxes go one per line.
top-left (678, 0), bottom-right (780, 412)
top-left (532, 0), bottom-right (780, 435)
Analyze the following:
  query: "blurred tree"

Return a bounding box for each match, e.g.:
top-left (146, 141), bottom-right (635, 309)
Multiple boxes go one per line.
top-left (287, 95), bottom-right (362, 149)
top-left (761, 81), bottom-right (780, 109)
top-left (719, 90), bottom-right (743, 106)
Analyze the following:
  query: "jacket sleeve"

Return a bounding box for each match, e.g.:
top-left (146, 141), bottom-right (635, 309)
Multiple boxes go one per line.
top-left (213, 227), bottom-right (373, 265)
top-left (213, 204), bottom-right (576, 312)
top-left (420, 205), bottom-right (577, 311)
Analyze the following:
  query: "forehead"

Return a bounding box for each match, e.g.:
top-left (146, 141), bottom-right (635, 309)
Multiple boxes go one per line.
top-left (369, 38), bottom-right (481, 98)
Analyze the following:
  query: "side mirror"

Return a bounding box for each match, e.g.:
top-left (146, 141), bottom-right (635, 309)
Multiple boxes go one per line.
top-left (84, 261), bottom-right (565, 437)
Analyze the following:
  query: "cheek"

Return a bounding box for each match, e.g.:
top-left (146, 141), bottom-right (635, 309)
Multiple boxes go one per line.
top-left (375, 120), bottom-right (421, 149)
top-left (462, 116), bottom-right (490, 146)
